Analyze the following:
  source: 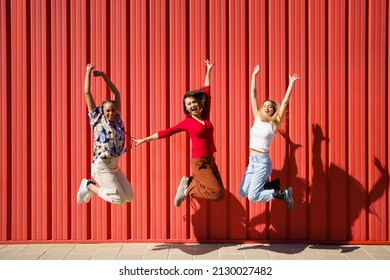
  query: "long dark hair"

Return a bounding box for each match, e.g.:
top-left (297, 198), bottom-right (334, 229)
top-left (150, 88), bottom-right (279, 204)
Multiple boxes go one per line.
top-left (182, 87), bottom-right (208, 114)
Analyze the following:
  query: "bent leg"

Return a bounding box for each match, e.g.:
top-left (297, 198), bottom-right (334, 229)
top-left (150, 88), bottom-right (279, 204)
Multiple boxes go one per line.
top-left (114, 167), bottom-right (134, 202)
top-left (91, 158), bottom-right (126, 205)
top-left (186, 156), bottom-right (224, 201)
top-left (246, 154), bottom-right (274, 202)
top-left (239, 161), bottom-right (254, 198)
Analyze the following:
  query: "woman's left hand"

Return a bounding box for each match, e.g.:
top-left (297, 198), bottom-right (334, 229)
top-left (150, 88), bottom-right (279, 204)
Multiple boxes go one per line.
top-left (205, 59), bottom-right (215, 71)
top-left (289, 74), bottom-right (300, 83)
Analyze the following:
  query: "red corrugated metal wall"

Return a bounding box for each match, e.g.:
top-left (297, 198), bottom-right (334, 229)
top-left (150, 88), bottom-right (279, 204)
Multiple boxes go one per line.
top-left (0, 0), bottom-right (389, 243)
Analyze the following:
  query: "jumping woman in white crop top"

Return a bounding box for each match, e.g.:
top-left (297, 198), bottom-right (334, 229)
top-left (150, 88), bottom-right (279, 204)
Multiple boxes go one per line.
top-left (239, 65), bottom-right (299, 212)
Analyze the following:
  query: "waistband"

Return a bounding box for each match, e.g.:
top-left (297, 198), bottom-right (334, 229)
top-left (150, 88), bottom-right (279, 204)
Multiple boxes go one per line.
top-left (92, 155), bottom-right (118, 164)
top-left (248, 153), bottom-right (270, 161)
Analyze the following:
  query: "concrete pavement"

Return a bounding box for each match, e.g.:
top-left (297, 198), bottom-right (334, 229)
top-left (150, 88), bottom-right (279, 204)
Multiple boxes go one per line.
top-left (1, 242), bottom-right (390, 260)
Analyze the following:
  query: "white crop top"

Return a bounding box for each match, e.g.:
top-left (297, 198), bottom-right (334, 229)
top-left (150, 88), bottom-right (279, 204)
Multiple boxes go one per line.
top-left (249, 118), bottom-right (275, 153)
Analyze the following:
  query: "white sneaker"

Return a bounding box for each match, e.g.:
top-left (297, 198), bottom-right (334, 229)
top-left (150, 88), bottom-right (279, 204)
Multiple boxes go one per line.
top-left (174, 176), bottom-right (189, 207)
top-left (77, 179), bottom-right (90, 204)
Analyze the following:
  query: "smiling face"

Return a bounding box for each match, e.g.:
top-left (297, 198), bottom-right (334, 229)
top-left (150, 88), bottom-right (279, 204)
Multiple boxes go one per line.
top-left (102, 101), bottom-right (118, 123)
top-left (262, 100), bottom-right (276, 117)
top-left (184, 96), bottom-right (200, 116)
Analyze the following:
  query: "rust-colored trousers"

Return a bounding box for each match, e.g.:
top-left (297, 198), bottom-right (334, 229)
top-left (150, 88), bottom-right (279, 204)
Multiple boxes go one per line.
top-left (186, 155), bottom-right (225, 201)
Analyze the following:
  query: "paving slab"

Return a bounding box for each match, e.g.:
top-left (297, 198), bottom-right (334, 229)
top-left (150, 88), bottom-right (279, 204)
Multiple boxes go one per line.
top-left (116, 253), bottom-right (143, 260)
top-left (91, 247), bottom-right (121, 260)
top-left (64, 253), bottom-right (93, 260)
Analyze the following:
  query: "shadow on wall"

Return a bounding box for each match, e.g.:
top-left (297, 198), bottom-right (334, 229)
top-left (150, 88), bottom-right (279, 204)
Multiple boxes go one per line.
top-left (308, 124), bottom-right (388, 241)
top-left (188, 123), bottom-right (389, 242)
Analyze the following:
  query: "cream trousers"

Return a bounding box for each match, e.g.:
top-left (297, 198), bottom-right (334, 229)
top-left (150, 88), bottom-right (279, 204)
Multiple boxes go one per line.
top-left (92, 157), bottom-right (134, 205)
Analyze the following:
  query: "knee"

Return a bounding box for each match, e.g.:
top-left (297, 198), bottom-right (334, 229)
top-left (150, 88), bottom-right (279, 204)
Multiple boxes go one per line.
top-left (247, 193), bottom-right (259, 202)
top-left (214, 189), bottom-right (225, 202)
top-left (112, 197), bottom-right (125, 206)
top-left (117, 191), bottom-right (134, 204)
top-left (98, 188), bottom-right (125, 205)
top-left (125, 193), bottom-right (135, 202)
top-left (110, 192), bottom-right (127, 206)
top-left (238, 189), bottom-right (247, 198)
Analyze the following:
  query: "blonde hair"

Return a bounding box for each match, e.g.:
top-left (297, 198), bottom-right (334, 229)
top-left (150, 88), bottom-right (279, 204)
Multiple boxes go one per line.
top-left (259, 99), bottom-right (281, 126)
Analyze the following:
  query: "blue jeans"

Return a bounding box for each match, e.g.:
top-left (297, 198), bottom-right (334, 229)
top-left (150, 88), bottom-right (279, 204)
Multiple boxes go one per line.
top-left (239, 154), bottom-right (274, 202)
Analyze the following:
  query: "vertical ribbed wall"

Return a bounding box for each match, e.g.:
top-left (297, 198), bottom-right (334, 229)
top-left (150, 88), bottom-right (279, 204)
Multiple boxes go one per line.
top-left (0, 0), bottom-right (389, 243)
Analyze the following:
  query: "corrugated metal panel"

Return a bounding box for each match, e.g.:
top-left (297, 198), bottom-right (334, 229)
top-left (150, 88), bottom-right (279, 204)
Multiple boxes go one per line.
top-left (308, 0), bottom-right (327, 241)
top-left (210, 0), bottom-right (229, 240)
top-left (11, 0), bottom-right (30, 241)
top-left (367, 0), bottom-right (388, 241)
top-left (348, 0), bottom-right (368, 241)
top-left (149, 0), bottom-right (169, 240)
top-left (388, 0), bottom-right (390, 243)
top-left (129, 0), bottom-right (150, 241)
top-left (70, 0), bottom-right (91, 241)
top-left (168, 0), bottom-right (189, 241)
top-left (31, 0), bottom-right (51, 241)
top-left (0, 0), bottom-right (389, 243)
top-left (228, 0), bottom-right (248, 240)
top-left (0, 0), bottom-right (11, 241)
top-left (51, 0), bottom-right (71, 240)
top-left (328, 0), bottom-right (347, 241)
top-left (288, 0), bottom-right (308, 240)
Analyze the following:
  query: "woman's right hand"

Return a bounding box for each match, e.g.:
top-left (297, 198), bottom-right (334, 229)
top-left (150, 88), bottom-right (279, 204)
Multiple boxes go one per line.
top-left (252, 65), bottom-right (260, 76)
top-left (131, 133), bottom-right (159, 146)
top-left (131, 137), bottom-right (145, 146)
top-left (86, 63), bottom-right (95, 73)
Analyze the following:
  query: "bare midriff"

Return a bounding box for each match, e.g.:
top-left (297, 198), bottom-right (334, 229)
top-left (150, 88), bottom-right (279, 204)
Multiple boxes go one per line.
top-left (250, 148), bottom-right (267, 155)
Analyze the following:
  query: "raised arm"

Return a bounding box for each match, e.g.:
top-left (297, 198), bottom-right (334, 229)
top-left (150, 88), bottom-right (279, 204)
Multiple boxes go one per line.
top-left (93, 70), bottom-right (121, 111)
top-left (203, 59), bottom-right (215, 86)
top-left (250, 65), bottom-right (261, 119)
top-left (84, 64), bottom-right (97, 112)
top-left (277, 73), bottom-right (300, 123)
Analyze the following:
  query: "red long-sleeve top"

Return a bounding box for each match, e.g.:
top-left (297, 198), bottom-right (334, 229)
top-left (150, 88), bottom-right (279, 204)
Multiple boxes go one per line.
top-left (157, 86), bottom-right (216, 158)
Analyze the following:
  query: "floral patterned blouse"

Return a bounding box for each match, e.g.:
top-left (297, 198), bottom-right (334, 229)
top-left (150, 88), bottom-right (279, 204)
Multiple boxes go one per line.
top-left (88, 107), bottom-right (127, 163)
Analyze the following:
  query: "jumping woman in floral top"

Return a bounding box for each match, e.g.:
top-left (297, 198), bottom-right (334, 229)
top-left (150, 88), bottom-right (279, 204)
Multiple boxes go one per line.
top-left (77, 63), bottom-right (134, 205)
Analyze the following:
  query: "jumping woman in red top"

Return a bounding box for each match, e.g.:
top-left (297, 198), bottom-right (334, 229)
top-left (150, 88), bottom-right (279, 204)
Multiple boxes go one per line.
top-left (133, 59), bottom-right (224, 207)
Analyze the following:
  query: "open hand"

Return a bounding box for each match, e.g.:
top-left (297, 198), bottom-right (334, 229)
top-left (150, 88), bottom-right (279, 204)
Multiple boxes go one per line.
top-left (131, 137), bottom-right (144, 147)
top-left (289, 74), bottom-right (300, 83)
top-left (205, 59), bottom-right (215, 71)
